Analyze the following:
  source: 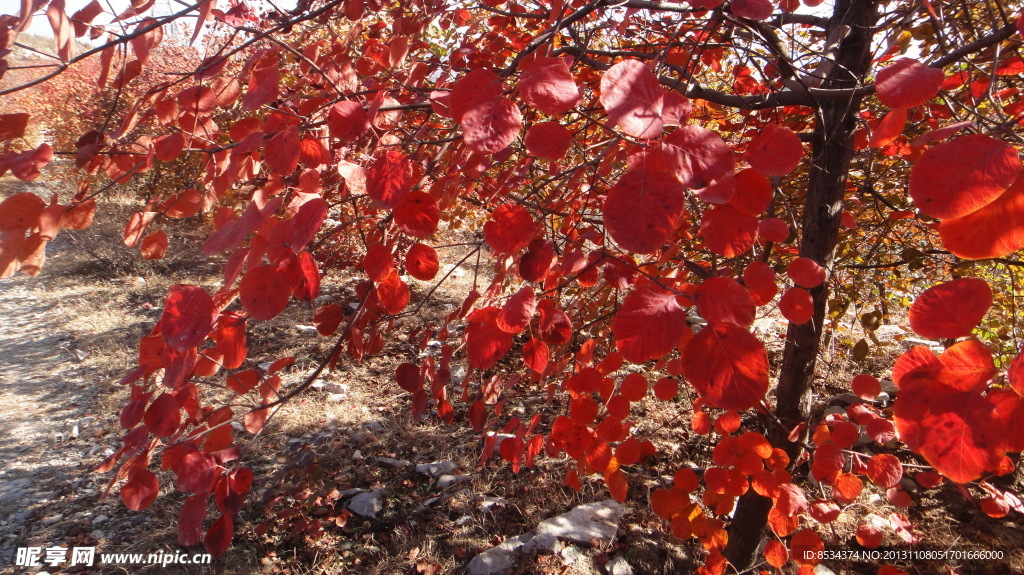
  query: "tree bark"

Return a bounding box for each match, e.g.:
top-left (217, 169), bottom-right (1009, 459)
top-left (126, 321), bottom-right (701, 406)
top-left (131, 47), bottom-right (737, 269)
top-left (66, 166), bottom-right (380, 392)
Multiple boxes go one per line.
top-left (723, 0), bottom-right (880, 570)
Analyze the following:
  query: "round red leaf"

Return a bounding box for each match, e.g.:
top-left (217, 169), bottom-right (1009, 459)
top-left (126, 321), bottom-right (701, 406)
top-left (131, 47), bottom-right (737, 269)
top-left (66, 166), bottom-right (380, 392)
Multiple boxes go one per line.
top-left (496, 287), bottom-right (536, 334)
top-left (0, 192), bottom-right (45, 231)
top-left (866, 453), bottom-right (904, 488)
top-left (484, 204), bottom-right (535, 254)
top-left (743, 261), bottom-right (777, 306)
top-left (787, 257), bottom-right (826, 288)
top-left (746, 124), bottom-right (803, 176)
top-left (159, 284), bottom-right (216, 350)
top-left (779, 287), bottom-right (813, 325)
top-left (662, 125), bottom-right (735, 189)
top-left (695, 276), bottom-right (756, 328)
top-left (524, 121), bottom-right (572, 160)
top-left (466, 307), bottom-right (514, 370)
top-left (519, 56), bottom-right (581, 115)
top-left (701, 205), bottom-right (758, 257)
top-left (908, 278), bottom-right (992, 339)
top-left (938, 176), bottom-right (1024, 260)
top-left (460, 96), bottom-right (522, 155)
top-left (851, 374), bottom-right (881, 400)
top-left (727, 168), bottom-right (773, 215)
top-left (909, 134), bottom-right (1020, 220)
top-left (682, 324), bottom-right (769, 410)
top-left (758, 217), bottom-right (789, 243)
top-left (121, 469), bottom-right (160, 511)
top-left (603, 169), bottom-right (685, 254)
top-left (394, 191), bottom-right (440, 237)
top-left (366, 150), bottom-right (412, 209)
top-left (239, 264), bottom-right (291, 321)
top-left (875, 58), bottom-right (945, 108)
top-left (600, 59), bottom-right (664, 139)
top-left (405, 243), bottom-right (439, 281)
top-left (612, 281), bottom-right (689, 363)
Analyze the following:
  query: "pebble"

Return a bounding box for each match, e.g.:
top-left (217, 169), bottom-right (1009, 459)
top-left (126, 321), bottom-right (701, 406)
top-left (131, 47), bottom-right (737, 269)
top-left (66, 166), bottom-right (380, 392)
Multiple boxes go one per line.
top-left (347, 491), bottom-right (383, 518)
top-left (415, 461), bottom-right (457, 477)
top-left (376, 457), bottom-right (412, 468)
top-left (436, 474), bottom-right (471, 490)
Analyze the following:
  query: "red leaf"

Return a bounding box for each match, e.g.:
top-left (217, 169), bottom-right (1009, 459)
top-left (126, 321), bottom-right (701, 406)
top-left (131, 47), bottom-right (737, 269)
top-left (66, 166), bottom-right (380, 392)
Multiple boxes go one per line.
top-left (731, 0), bottom-right (773, 20)
top-left (851, 374), bottom-right (881, 400)
top-left (619, 373), bottom-right (648, 402)
top-left (165, 189), bottom-right (202, 218)
top-left (909, 134), bottom-right (1020, 220)
top-left (242, 64), bottom-right (279, 111)
top-left (695, 276), bottom-right (756, 328)
top-left (0, 192), bottom-right (45, 231)
top-left (484, 204), bottom-right (534, 254)
top-left (682, 324), bottom-right (769, 410)
top-left (937, 338), bottom-right (997, 392)
top-left (177, 451), bottom-right (216, 493)
top-left (405, 243), bottom-right (439, 280)
top-left (866, 453), bottom-right (903, 488)
top-left (519, 56), bottom-right (581, 115)
top-left (612, 280), bottom-right (688, 363)
top-left (239, 264), bottom-right (291, 321)
top-left (11, 144), bottom-right (53, 181)
top-left (726, 168), bottom-right (772, 215)
top-left (787, 257), bottom-right (826, 288)
top-left (395, 363), bottom-right (422, 393)
top-left (764, 539), bottom-right (788, 568)
top-left (466, 307), bottom-right (514, 370)
top-left (894, 372), bottom-right (1006, 483)
top-left (0, 113), bottom-right (30, 140)
top-left (875, 58), bottom-right (944, 108)
top-left (519, 238), bottom-right (554, 282)
top-left (394, 191), bottom-right (440, 237)
top-left (779, 287), bottom-right (813, 325)
top-left (603, 169), bottom-right (685, 254)
top-left (743, 261), bottom-right (777, 306)
top-left (460, 96), bottom-right (522, 154)
top-left (204, 513), bottom-right (233, 557)
top-left (908, 278), bottom-right (991, 339)
top-left (537, 298), bottom-right (572, 345)
top-left (524, 121), bottom-right (572, 161)
top-left (450, 69), bottom-right (503, 122)
top-left (178, 493), bottom-right (208, 546)
top-left (497, 287), bottom-right (536, 333)
top-left (856, 524), bottom-right (884, 549)
top-left (290, 251), bottom-right (320, 302)
top-left (160, 284), bottom-right (215, 350)
top-left (265, 125), bottom-right (300, 176)
top-left (523, 338), bottom-right (548, 373)
top-left (122, 468), bottom-right (159, 511)
top-left (366, 150), bottom-right (412, 209)
top-left (600, 59), bottom-right (664, 139)
top-left (701, 205), bottom-right (758, 257)
top-left (327, 101), bottom-right (369, 141)
top-left (144, 392), bottom-right (181, 437)
top-left (364, 244), bottom-right (397, 282)
top-left (313, 304), bottom-right (344, 336)
top-left (938, 176), bottom-right (1024, 259)
top-left (376, 275), bottom-right (410, 314)
top-left (746, 124), bottom-right (803, 176)
top-left (606, 469), bottom-right (628, 502)
top-left (662, 125), bottom-right (735, 190)
top-left (141, 230), bottom-right (168, 260)
top-left (808, 499), bottom-right (841, 523)
top-left (869, 107), bottom-right (908, 148)
top-left (758, 217), bottom-right (789, 243)
top-left (790, 529), bottom-right (824, 566)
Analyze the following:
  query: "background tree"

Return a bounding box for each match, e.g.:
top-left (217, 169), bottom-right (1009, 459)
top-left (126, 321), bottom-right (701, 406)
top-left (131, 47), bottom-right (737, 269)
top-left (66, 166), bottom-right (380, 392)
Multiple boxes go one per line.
top-left (2, 0), bottom-right (1024, 572)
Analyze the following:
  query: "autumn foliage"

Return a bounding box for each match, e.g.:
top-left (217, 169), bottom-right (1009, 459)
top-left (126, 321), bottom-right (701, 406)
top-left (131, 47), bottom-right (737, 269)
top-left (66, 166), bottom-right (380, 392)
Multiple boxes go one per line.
top-left (3, 0), bottom-right (1024, 571)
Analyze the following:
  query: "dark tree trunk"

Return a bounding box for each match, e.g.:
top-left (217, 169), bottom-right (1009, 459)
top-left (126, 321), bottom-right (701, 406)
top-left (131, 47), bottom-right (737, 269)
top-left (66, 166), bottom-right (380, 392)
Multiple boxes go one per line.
top-left (723, 0), bottom-right (880, 570)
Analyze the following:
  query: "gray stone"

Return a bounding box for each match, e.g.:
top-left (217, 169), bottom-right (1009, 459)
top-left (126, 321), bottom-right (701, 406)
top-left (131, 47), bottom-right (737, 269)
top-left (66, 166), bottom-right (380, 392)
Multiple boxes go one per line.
top-left (90, 530), bottom-right (104, 539)
top-left (347, 491), bottom-right (383, 518)
top-left (466, 547), bottom-right (515, 575)
top-left (606, 555), bottom-right (633, 575)
top-left (376, 457), bottom-right (412, 468)
top-left (324, 382), bottom-right (348, 394)
top-left (363, 420), bottom-right (385, 433)
top-left (436, 474), bottom-right (471, 489)
top-left (92, 515), bottom-right (108, 524)
top-left (415, 461), bottom-right (457, 477)
top-left (475, 495), bottom-right (507, 511)
top-left (522, 533), bottom-right (559, 554)
top-left (535, 500), bottom-right (624, 546)
top-left (327, 393), bottom-right (347, 402)
top-left (294, 325), bottom-right (319, 335)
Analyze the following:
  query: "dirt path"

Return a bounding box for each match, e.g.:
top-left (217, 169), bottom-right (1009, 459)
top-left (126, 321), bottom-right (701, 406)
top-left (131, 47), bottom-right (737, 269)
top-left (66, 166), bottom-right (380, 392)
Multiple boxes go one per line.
top-left (0, 277), bottom-right (113, 569)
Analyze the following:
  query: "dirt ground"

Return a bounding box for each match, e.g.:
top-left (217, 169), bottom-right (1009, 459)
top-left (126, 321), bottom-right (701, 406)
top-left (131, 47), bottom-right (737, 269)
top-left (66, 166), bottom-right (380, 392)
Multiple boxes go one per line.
top-left (2, 174), bottom-right (1024, 575)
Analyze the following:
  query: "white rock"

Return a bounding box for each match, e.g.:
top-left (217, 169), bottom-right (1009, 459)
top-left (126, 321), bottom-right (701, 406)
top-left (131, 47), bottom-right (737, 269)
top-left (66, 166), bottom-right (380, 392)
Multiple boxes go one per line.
top-left (294, 325), bottom-right (319, 335)
top-left (415, 461), bottom-right (457, 477)
top-left (436, 474), bottom-right (471, 489)
top-left (324, 382), bottom-right (348, 394)
top-left (535, 500), bottom-right (624, 546)
top-left (607, 555), bottom-right (634, 575)
top-left (522, 533), bottom-right (559, 554)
